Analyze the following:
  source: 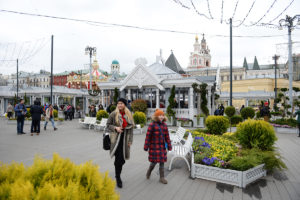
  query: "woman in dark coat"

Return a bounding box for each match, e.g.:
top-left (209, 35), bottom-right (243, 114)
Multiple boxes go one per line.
top-left (144, 109), bottom-right (172, 184)
top-left (106, 98), bottom-right (134, 188)
top-left (30, 100), bottom-right (43, 136)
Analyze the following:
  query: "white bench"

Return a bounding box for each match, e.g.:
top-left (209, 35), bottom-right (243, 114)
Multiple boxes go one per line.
top-left (79, 117), bottom-right (92, 128)
top-left (168, 132), bottom-right (193, 171)
top-left (134, 124), bottom-right (143, 134)
top-left (169, 127), bottom-right (186, 145)
top-left (94, 118), bottom-right (108, 132)
top-left (88, 118), bottom-right (98, 130)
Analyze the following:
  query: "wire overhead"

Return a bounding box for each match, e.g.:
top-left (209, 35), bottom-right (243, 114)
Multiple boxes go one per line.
top-left (231, 0), bottom-right (239, 20)
top-left (220, 0), bottom-right (224, 23)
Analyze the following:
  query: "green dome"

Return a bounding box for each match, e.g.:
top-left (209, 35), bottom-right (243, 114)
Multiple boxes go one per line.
top-left (112, 60), bottom-right (119, 65)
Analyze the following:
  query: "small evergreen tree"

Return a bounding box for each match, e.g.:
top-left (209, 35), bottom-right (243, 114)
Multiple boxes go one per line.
top-left (167, 85), bottom-right (176, 120)
top-left (113, 87), bottom-right (119, 104)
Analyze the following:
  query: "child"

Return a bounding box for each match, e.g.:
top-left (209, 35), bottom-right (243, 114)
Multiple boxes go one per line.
top-left (144, 109), bottom-right (172, 184)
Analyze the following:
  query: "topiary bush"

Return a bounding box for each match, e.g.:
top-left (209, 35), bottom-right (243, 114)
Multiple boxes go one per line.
top-left (110, 105), bottom-right (116, 113)
top-left (131, 99), bottom-right (147, 113)
top-left (241, 107), bottom-right (255, 119)
top-left (0, 153), bottom-right (119, 200)
top-left (205, 116), bottom-right (230, 135)
top-left (230, 115), bottom-right (243, 126)
top-left (53, 110), bottom-right (58, 118)
top-left (133, 111), bottom-right (147, 128)
top-left (225, 106), bottom-right (235, 118)
top-left (256, 110), bottom-right (261, 119)
top-left (96, 110), bottom-right (109, 121)
top-left (236, 119), bottom-right (277, 150)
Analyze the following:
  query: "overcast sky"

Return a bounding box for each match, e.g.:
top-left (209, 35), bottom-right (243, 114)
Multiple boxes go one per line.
top-left (0, 0), bottom-right (300, 75)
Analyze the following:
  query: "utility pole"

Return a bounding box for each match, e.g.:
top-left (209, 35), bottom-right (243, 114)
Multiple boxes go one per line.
top-left (273, 54), bottom-right (280, 110)
top-left (229, 18), bottom-right (233, 106)
top-left (50, 35), bottom-right (54, 104)
top-left (279, 14), bottom-right (300, 111)
top-left (16, 59), bottom-right (19, 100)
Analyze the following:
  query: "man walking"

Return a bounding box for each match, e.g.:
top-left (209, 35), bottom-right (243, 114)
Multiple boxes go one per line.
top-left (14, 99), bottom-right (27, 134)
top-left (30, 100), bottom-right (43, 136)
top-left (44, 104), bottom-right (58, 131)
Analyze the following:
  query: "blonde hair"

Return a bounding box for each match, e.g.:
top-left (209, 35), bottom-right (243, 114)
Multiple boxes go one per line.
top-left (115, 107), bottom-right (134, 126)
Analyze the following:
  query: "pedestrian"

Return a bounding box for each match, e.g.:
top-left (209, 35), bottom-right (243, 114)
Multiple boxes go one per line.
top-left (214, 108), bottom-right (220, 116)
top-left (106, 98), bottom-right (134, 188)
top-left (144, 109), bottom-right (172, 184)
top-left (89, 105), bottom-right (97, 117)
top-left (261, 102), bottom-right (270, 122)
top-left (6, 102), bottom-right (14, 119)
top-left (294, 109), bottom-right (300, 137)
top-left (240, 105), bottom-right (245, 114)
top-left (30, 100), bottom-right (43, 136)
top-left (14, 99), bottom-right (27, 134)
top-left (53, 104), bottom-right (59, 111)
top-left (44, 104), bottom-right (58, 131)
top-left (219, 104), bottom-right (225, 115)
top-left (98, 104), bottom-right (104, 111)
top-left (71, 105), bottom-right (75, 119)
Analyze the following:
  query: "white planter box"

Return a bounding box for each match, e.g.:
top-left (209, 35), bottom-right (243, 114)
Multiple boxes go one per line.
top-left (191, 153), bottom-right (266, 188)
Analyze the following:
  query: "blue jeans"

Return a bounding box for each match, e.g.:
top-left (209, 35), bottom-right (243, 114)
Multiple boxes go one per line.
top-left (17, 116), bottom-right (25, 133)
top-left (44, 118), bottom-right (56, 129)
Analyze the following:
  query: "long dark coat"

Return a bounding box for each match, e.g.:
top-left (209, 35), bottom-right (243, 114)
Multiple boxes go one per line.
top-left (106, 111), bottom-right (133, 160)
top-left (144, 121), bottom-right (172, 163)
top-left (30, 105), bottom-right (43, 120)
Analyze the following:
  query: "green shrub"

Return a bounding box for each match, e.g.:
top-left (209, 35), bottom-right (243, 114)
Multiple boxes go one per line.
top-left (53, 110), bottom-right (58, 118)
top-left (230, 148), bottom-right (286, 172)
top-left (131, 99), bottom-right (147, 113)
top-left (110, 105), bottom-right (116, 113)
top-left (231, 115), bottom-right (243, 125)
top-left (205, 116), bottom-right (230, 135)
top-left (225, 106), bottom-right (235, 118)
top-left (241, 107), bottom-right (255, 119)
top-left (236, 119), bottom-right (277, 150)
top-left (0, 154), bottom-right (119, 200)
top-left (96, 110), bottom-right (109, 121)
top-left (133, 112), bottom-right (146, 128)
top-left (256, 110), bottom-right (261, 119)
top-left (25, 108), bottom-right (31, 119)
top-left (272, 118), bottom-right (297, 127)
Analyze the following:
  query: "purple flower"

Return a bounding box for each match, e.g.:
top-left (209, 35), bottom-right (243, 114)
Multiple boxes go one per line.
top-left (202, 157), bottom-right (217, 165)
top-left (195, 136), bottom-right (205, 141)
top-left (201, 142), bottom-right (210, 148)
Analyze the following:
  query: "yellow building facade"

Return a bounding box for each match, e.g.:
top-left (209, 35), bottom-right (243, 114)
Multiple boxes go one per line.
top-left (220, 78), bottom-right (300, 109)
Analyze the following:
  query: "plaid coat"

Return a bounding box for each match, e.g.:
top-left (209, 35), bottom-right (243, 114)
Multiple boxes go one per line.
top-left (144, 121), bottom-right (172, 163)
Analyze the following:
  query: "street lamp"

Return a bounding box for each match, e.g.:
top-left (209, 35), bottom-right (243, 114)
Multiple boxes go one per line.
top-left (85, 46), bottom-right (99, 96)
top-left (278, 15), bottom-right (300, 111)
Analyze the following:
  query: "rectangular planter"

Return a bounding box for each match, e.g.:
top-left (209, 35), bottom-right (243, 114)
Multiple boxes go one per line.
top-left (191, 153), bottom-right (266, 188)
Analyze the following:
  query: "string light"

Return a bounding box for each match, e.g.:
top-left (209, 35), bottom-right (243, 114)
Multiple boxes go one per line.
top-left (268, 0), bottom-right (295, 24)
top-left (244, 0), bottom-right (278, 27)
top-left (233, 0), bottom-right (257, 27)
top-left (220, 0), bottom-right (224, 23)
top-left (231, 0), bottom-right (239, 20)
top-left (206, 0), bottom-right (214, 19)
top-left (190, 0), bottom-right (211, 20)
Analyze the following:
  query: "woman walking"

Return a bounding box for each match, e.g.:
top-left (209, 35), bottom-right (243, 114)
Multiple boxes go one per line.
top-left (106, 98), bottom-right (134, 188)
top-left (144, 109), bottom-right (172, 184)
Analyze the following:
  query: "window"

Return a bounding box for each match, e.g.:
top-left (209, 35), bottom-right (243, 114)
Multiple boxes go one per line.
top-left (234, 75), bottom-right (237, 80)
top-left (221, 76), bottom-right (224, 81)
top-left (193, 59), bottom-right (197, 65)
top-left (240, 75), bottom-right (242, 80)
top-left (206, 61), bottom-right (209, 66)
top-left (227, 76), bottom-right (229, 81)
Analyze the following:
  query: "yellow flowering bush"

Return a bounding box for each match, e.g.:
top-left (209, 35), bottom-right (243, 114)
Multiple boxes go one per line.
top-left (0, 154), bottom-right (119, 200)
top-left (192, 131), bottom-right (238, 163)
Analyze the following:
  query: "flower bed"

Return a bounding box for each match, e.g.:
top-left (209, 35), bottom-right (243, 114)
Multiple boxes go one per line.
top-left (190, 130), bottom-right (271, 187)
top-left (191, 153), bottom-right (266, 188)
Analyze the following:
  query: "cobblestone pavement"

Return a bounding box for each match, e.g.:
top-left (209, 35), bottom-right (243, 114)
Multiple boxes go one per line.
top-left (1, 118), bottom-right (300, 200)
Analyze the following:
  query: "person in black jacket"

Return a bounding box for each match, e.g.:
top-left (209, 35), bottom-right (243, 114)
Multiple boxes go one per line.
top-left (30, 100), bottom-right (44, 136)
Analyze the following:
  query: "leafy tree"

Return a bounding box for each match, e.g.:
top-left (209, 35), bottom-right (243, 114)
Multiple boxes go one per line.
top-left (192, 83), bottom-right (209, 116)
top-left (113, 87), bottom-right (119, 104)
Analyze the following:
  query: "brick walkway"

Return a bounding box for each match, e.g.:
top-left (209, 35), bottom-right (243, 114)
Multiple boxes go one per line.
top-left (0, 118), bottom-right (300, 200)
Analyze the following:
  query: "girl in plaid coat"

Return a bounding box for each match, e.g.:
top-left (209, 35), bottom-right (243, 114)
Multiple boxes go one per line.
top-left (144, 109), bottom-right (172, 184)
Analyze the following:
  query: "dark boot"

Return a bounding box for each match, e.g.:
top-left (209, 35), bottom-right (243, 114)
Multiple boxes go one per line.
top-left (146, 165), bottom-right (155, 179)
top-left (115, 165), bottom-right (123, 188)
top-left (159, 168), bottom-right (167, 184)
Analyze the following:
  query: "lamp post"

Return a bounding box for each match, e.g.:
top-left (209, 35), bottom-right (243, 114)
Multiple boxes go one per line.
top-left (85, 46), bottom-right (96, 91)
top-left (278, 15), bottom-right (300, 110)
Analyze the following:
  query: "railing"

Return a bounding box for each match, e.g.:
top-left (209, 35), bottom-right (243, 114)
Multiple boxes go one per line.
top-left (146, 108), bottom-right (190, 118)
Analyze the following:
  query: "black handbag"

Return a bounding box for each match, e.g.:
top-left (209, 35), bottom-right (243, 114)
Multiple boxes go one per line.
top-left (103, 133), bottom-right (111, 150)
